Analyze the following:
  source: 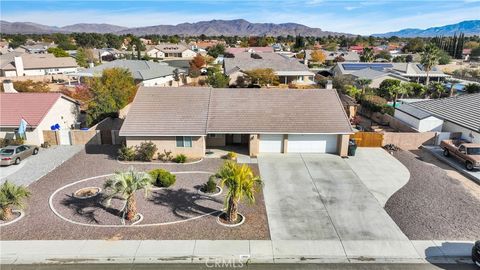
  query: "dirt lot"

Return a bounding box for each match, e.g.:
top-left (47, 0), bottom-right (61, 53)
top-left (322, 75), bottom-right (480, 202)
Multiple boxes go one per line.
top-left (0, 146), bottom-right (270, 240)
top-left (385, 149), bottom-right (480, 240)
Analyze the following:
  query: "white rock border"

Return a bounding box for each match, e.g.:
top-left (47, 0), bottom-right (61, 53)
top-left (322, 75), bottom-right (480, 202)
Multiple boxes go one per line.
top-left (72, 187), bottom-right (102, 199)
top-left (0, 209), bottom-right (25, 227)
top-left (49, 171), bottom-right (222, 228)
top-left (198, 185), bottom-right (223, 197)
top-left (216, 212), bottom-right (245, 228)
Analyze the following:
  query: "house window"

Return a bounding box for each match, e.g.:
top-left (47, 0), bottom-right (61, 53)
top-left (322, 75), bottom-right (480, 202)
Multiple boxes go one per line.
top-left (297, 76), bottom-right (303, 82)
top-left (176, 136), bottom-right (192, 147)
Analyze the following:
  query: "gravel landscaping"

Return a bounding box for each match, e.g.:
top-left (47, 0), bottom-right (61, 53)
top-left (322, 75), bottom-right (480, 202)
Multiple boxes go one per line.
top-left (0, 145), bottom-right (270, 240)
top-left (385, 149), bottom-right (480, 240)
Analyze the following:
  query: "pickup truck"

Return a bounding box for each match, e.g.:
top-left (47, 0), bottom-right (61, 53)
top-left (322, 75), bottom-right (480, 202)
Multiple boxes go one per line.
top-left (440, 140), bottom-right (480, 171)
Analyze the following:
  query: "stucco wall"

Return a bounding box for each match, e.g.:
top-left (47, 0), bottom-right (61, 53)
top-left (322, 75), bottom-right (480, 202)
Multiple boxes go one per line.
top-left (249, 134), bottom-right (259, 157)
top-left (126, 136), bottom-right (206, 158)
top-left (442, 121), bottom-right (480, 144)
top-left (382, 132), bottom-right (436, 150)
top-left (337, 134), bottom-right (350, 157)
top-left (394, 110), bottom-right (443, 132)
top-left (35, 97), bottom-right (80, 144)
top-left (70, 130), bottom-right (101, 145)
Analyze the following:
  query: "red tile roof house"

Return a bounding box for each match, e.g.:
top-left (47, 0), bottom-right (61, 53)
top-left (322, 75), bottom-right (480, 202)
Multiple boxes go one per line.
top-left (0, 86), bottom-right (80, 145)
top-left (119, 87), bottom-right (354, 158)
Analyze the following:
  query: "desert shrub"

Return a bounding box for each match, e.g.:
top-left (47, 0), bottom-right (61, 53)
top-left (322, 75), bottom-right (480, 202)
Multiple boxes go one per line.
top-left (224, 151), bottom-right (237, 160)
top-left (359, 95), bottom-right (388, 113)
top-left (0, 138), bottom-right (24, 147)
top-left (135, 141), bottom-right (157, 161)
top-left (118, 145), bottom-right (135, 161)
top-left (149, 169), bottom-right (176, 187)
top-left (203, 175), bottom-right (218, 193)
top-left (174, 154), bottom-right (187, 163)
top-left (157, 149), bottom-right (173, 162)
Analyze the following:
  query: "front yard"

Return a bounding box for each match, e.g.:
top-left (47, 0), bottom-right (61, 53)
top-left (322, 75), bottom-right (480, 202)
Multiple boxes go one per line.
top-left (385, 149), bottom-right (480, 240)
top-left (0, 146), bottom-right (270, 240)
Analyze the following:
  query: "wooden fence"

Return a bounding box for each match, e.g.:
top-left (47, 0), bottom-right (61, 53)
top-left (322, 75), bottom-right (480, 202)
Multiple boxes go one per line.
top-left (350, 132), bottom-right (384, 147)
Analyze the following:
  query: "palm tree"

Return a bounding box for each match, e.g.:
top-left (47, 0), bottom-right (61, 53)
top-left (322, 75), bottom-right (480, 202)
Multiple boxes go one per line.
top-left (388, 83), bottom-right (409, 108)
top-left (421, 44), bottom-right (440, 86)
top-left (103, 167), bottom-right (152, 221)
top-left (0, 181), bottom-right (31, 221)
top-left (217, 161), bottom-right (262, 223)
top-left (355, 78), bottom-right (372, 95)
top-left (428, 82), bottom-right (447, 99)
top-left (447, 79), bottom-right (460, 97)
top-left (360, 48), bottom-right (374, 62)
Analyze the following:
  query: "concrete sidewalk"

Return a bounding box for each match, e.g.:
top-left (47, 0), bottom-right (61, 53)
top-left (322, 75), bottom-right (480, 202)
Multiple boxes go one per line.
top-left (0, 240), bottom-right (474, 265)
top-left (423, 146), bottom-right (480, 184)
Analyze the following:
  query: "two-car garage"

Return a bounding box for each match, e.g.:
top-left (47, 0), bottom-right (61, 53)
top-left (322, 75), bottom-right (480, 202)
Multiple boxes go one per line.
top-left (258, 134), bottom-right (339, 154)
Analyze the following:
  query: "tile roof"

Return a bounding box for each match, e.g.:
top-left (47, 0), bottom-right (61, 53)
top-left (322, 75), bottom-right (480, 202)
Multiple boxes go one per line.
top-left (409, 93), bottom-right (480, 132)
top-left (226, 47), bottom-right (274, 55)
top-left (223, 52), bottom-right (313, 76)
top-left (1, 53), bottom-right (77, 70)
top-left (305, 50), bottom-right (360, 62)
top-left (120, 87), bottom-right (353, 136)
top-left (79, 60), bottom-right (185, 81)
top-left (0, 93), bottom-right (68, 127)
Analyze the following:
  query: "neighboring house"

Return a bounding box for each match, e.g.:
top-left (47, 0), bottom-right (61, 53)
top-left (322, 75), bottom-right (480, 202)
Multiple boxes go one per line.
top-left (350, 68), bottom-right (409, 88)
top-left (394, 93), bottom-right (480, 143)
top-left (191, 40), bottom-right (226, 50)
top-left (20, 42), bottom-right (57, 54)
top-left (223, 52), bottom-right (315, 86)
top-left (226, 47), bottom-right (274, 55)
top-left (333, 62), bottom-right (450, 84)
top-left (0, 88), bottom-right (80, 146)
top-left (146, 43), bottom-right (196, 59)
top-left (120, 87), bottom-right (353, 158)
top-left (93, 48), bottom-right (126, 62)
top-left (304, 50), bottom-right (360, 64)
top-left (339, 94), bottom-right (359, 119)
top-left (73, 59), bottom-right (186, 87)
top-left (0, 53), bottom-right (78, 77)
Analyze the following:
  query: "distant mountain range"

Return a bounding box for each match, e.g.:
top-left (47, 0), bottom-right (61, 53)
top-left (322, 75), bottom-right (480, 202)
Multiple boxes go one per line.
top-left (0, 19), bottom-right (350, 37)
top-left (373, 20), bottom-right (480, 37)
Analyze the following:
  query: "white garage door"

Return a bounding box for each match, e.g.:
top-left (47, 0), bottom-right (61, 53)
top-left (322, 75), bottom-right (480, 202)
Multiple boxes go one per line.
top-left (288, 134), bottom-right (338, 153)
top-left (259, 134), bottom-right (283, 153)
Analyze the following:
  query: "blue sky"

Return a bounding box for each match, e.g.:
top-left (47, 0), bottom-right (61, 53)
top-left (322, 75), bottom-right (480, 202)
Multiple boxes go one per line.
top-left (1, 0), bottom-right (479, 35)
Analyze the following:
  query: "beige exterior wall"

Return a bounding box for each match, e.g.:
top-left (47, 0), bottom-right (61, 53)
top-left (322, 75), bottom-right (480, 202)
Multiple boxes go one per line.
top-left (70, 130), bottom-right (101, 145)
top-left (282, 134), bottom-right (288, 153)
top-left (249, 134), bottom-right (259, 157)
top-left (205, 134), bottom-right (226, 147)
top-left (126, 136), bottom-right (206, 158)
top-left (382, 132), bottom-right (436, 150)
top-left (337, 134), bottom-right (350, 157)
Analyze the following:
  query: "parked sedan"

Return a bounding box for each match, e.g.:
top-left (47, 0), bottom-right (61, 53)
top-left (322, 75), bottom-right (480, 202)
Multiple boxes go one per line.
top-left (473, 240), bottom-right (480, 268)
top-left (0, 145), bottom-right (39, 166)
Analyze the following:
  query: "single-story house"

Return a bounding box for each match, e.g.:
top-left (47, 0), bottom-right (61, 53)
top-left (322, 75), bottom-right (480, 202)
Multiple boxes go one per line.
top-left (304, 50), bottom-right (360, 64)
top-left (120, 87), bottom-right (354, 158)
top-left (226, 47), bottom-right (274, 55)
top-left (21, 42), bottom-right (57, 54)
top-left (333, 62), bottom-right (450, 84)
top-left (0, 85), bottom-right (80, 145)
top-left (93, 48), bottom-right (126, 62)
top-left (146, 43), bottom-right (196, 59)
top-left (223, 52), bottom-right (315, 86)
top-left (350, 68), bottom-right (409, 88)
top-left (0, 53), bottom-right (78, 77)
top-left (72, 60), bottom-right (186, 87)
top-left (394, 93), bottom-right (480, 143)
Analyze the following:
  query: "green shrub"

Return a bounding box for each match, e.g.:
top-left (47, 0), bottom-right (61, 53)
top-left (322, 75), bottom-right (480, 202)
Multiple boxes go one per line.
top-left (149, 169), bottom-right (176, 187)
top-left (135, 141), bottom-right (158, 161)
top-left (0, 138), bottom-right (24, 148)
top-left (203, 175), bottom-right (218, 193)
top-left (118, 145), bottom-right (135, 161)
top-left (360, 95), bottom-right (388, 113)
top-left (174, 154), bottom-right (187, 163)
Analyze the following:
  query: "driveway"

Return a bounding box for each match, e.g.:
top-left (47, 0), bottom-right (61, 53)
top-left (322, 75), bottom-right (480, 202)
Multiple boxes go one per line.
top-left (0, 145), bottom-right (84, 186)
top-left (258, 151), bottom-right (409, 242)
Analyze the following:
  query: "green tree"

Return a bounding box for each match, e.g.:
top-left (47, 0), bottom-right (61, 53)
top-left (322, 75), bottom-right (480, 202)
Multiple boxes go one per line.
top-left (47, 47), bottom-right (69, 57)
top-left (360, 47), bottom-right (374, 62)
top-left (243, 68), bottom-right (279, 87)
top-left (76, 48), bottom-right (89, 68)
top-left (0, 181), bottom-right (31, 221)
top-left (217, 161), bottom-right (262, 223)
top-left (345, 85), bottom-right (362, 99)
top-left (421, 44), bottom-right (440, 86)
top-left (427, 82), bottom-right (447, 98)
top-left (103, 168), bottom-right (152, 221)
top-left (388, 83), bottom-right (410, 107)
top-left (333, 75), bottom-right (356, 93)
top-left (355, 78), bottom-right (372, 95)
top-left (86, 68), bottom-right (137, 126)
top-left (403, 38), bottom-right (425, 53)
top-left (464, 83), bottom-right (480, 94)
top-left (207, 72), bottom-right (229, 88)
top-left (207, 44), bottom-right (226, 58)
top-left (375, 50), bottom-right (392, 61)
top-left (378, 79), bottom-right (401, 99)
top-left (438, 50), bottom-right (451, 65)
